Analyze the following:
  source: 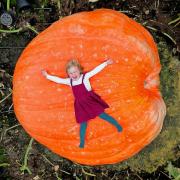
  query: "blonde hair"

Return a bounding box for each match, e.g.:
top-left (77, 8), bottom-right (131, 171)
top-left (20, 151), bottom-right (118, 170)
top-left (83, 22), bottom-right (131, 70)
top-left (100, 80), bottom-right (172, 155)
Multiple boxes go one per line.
top-left (66, 59), bottom-right (84, 75)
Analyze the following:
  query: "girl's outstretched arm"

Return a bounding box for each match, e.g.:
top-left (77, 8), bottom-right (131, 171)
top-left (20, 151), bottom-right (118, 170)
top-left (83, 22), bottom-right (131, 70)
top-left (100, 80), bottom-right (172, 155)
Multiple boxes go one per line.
top-left (41, 70), bottom-right (70, 86)
top-left (86, 59), bottom-right (113, 78)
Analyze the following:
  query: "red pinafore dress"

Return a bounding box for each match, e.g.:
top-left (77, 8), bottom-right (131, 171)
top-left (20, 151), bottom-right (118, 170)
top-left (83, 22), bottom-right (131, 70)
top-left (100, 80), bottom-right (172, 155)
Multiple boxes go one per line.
top-left (70, 73), bottom-right (109, 123)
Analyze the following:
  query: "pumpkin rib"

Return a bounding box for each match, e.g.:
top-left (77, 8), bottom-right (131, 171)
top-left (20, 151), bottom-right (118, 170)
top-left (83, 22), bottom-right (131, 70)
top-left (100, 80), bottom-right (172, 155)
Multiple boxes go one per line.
top-left (15, 36), bottom-right (149, 69)
top-left (30, 121), bottom-right (159, 165)
top-left (23, 114), bottom-right (158, 151)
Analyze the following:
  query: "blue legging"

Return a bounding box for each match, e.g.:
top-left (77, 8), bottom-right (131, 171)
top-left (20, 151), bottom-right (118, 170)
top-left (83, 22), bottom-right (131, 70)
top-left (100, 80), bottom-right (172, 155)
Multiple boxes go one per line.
top-left (79, 112), bottom-right (122, 148)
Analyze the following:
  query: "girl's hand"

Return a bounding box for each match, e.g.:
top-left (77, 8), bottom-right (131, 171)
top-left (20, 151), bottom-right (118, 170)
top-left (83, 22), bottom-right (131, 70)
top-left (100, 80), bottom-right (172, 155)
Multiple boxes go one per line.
top-left (41, 69), bottom-right (48, 77)
top-left (106, 59), bottom-right (114, 65)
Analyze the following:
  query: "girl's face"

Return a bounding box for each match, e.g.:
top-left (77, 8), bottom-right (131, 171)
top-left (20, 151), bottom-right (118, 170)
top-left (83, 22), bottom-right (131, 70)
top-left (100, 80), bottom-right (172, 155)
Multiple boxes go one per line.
top-left (67, 66), bottom-right (81, 81)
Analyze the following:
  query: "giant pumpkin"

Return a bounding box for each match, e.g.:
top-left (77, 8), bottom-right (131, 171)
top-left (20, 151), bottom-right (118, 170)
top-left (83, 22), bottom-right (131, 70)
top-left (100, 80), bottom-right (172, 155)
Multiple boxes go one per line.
top-left (12, 8), bottom-right (166, 165)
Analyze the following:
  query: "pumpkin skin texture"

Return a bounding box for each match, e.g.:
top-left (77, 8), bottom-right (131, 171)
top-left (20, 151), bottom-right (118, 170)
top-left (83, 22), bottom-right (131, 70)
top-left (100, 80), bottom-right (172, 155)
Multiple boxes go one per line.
top-left (12, 8), bottom-right (166, 165)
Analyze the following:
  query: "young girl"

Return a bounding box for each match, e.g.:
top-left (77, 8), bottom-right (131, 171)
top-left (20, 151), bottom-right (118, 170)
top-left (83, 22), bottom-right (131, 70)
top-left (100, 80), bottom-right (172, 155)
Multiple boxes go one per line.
top-left (41, 59), bottom-right (123, 148)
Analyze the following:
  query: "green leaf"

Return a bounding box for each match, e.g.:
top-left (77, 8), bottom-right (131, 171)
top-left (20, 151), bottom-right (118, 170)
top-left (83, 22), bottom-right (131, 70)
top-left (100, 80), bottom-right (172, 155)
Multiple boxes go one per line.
top-left (167, 162), bottom-right (180, 179)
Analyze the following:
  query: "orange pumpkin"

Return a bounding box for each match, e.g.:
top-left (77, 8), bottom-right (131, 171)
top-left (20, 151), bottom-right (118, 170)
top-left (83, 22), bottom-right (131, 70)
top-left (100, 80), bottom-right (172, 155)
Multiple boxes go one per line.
top-left (12, 8), bottom-right (166, 165)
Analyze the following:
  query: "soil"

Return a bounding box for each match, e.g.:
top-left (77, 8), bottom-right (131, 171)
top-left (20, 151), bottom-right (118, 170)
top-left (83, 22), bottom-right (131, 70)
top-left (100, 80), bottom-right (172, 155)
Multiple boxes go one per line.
top-left (0, 0), bottom-right (179, 179)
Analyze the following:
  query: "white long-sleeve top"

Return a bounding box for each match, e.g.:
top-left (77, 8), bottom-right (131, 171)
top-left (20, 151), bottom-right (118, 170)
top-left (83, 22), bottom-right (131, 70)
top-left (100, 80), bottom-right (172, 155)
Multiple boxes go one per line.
top-left (46, 61), bottom-right (108, 91)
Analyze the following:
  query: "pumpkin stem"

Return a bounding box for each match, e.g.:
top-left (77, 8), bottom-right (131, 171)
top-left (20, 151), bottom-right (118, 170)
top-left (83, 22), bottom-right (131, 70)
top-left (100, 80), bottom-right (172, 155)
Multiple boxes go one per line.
top-left (0, 123), bottom-right (20, 143)
top-left (19, 138), bottom-right (34, 175)
top-left (25, 23), bottom-right (39, 35)
top-left (0, 163), bottom-right (10, 167)
top-left (82, 167), bottom-right (96, 177)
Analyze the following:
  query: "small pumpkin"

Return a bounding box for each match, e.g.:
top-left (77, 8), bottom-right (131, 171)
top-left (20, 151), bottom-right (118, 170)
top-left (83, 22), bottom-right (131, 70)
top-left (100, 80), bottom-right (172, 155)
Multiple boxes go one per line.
top-left (12, 8), bottom-right (166, 165)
